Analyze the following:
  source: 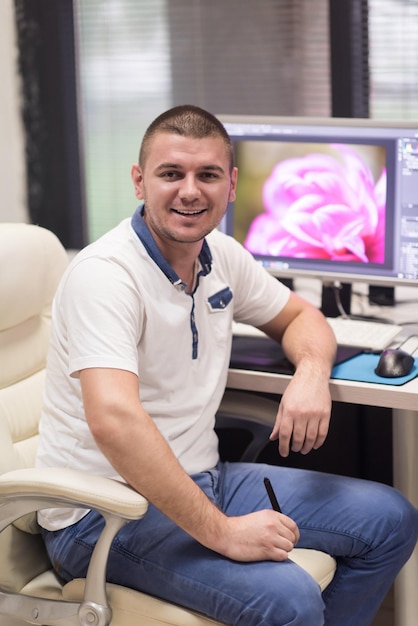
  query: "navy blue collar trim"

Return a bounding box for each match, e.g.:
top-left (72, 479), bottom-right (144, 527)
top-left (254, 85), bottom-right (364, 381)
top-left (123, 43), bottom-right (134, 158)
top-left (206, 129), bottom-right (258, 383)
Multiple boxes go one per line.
top-left (131, 205), bottom-right (212, 284)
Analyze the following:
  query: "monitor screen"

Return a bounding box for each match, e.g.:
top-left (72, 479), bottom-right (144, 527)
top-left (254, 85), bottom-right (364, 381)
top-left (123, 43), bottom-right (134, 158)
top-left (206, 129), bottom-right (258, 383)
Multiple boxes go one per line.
top-left (218, 115), bottom-right (418, 287)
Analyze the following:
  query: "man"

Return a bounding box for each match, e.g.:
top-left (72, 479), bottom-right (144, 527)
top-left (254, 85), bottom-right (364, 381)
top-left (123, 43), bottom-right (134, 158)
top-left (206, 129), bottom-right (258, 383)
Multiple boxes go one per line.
top-left (37, 105), bottom-right (418, 625)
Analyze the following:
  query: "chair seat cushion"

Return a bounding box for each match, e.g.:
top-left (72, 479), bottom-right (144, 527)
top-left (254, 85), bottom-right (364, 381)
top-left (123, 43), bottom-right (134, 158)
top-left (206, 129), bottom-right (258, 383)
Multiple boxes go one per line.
top-left (288, 548), bottom-right (336, 590)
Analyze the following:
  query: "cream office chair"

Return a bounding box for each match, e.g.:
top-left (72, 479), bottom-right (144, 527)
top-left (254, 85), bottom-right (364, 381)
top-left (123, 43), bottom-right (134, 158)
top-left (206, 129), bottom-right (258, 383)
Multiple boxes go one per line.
top-left (0, 223), bottom-right (336, 626)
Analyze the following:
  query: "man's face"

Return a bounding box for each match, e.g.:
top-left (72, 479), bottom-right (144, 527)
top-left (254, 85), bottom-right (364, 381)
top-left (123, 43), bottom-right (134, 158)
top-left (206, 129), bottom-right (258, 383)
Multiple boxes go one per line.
top-left (131, 132), bottom-right (237, 250)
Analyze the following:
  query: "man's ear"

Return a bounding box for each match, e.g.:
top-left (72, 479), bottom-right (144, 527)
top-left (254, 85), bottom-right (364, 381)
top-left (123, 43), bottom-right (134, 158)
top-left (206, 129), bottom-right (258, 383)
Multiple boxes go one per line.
top-left (228, 166), bottom-right (238, 203)
top-left (131, 164), bottom-right (144, 200)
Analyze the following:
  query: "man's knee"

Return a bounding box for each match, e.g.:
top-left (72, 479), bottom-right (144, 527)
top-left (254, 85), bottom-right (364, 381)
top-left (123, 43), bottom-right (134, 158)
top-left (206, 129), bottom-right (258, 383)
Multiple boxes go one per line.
top-left (389, 490), bottom-right (418, 556)
top-left (361, 484), bottom-right (418, 571)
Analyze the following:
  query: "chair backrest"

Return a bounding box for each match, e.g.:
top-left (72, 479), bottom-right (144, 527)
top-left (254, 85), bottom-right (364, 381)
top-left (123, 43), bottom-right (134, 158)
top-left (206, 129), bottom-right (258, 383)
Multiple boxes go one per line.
top-left (0, 223), bottom-right (68, 593)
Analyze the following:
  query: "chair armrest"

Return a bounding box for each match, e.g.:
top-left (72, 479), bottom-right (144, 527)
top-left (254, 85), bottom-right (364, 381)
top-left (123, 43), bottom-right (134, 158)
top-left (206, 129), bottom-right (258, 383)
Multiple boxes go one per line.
top-left (0, 467), bottom-right (149, 625)
top-left (0, 467), bottom-right (148, 525)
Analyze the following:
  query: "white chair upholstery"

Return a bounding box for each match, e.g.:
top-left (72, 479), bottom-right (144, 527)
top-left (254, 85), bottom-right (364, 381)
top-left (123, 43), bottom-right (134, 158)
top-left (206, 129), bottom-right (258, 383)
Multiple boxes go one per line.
top-left (0, 223), bottom-right (336, 626)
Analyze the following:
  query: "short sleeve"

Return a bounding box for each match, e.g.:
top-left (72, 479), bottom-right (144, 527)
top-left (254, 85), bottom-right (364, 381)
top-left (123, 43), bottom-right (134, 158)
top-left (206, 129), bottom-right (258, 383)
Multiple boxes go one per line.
top-left (60, 257), bottom-right (143, 377)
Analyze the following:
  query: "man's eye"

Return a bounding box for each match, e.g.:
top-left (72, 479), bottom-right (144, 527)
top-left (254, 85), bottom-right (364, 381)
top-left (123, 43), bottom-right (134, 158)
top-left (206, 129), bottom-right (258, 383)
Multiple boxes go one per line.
top-left (200, 172), bottom-right (218, 180)
top-left (161, 171), bottom-right (179, 180)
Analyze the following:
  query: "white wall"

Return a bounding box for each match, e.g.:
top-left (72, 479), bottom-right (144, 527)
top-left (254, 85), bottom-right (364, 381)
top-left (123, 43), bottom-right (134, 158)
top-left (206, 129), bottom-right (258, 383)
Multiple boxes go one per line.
top-left (0, 0), bottom-right (28, 223)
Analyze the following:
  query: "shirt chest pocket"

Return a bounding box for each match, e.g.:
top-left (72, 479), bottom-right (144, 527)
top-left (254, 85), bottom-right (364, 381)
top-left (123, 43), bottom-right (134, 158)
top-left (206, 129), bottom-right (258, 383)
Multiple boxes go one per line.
top-left (205, 286), bottom-right (234, 348)
top-left (206, 286), bottom-right (233, 312)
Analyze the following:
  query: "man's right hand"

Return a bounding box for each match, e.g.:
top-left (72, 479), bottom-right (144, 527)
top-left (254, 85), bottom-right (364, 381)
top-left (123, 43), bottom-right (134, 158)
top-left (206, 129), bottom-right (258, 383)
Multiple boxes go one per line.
top-left (215, 510), bottom-right (300, 562)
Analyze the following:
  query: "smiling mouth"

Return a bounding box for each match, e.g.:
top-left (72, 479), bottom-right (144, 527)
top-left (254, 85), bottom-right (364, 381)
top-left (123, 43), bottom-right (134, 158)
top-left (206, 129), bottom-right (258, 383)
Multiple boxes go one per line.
top-left (172, 208), bottom-right (206, 216)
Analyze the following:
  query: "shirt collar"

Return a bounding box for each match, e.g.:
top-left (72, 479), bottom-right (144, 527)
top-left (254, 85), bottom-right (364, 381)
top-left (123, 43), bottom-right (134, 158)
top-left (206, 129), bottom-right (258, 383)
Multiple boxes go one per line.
top-left (131, 204), bottom-right (212, 285)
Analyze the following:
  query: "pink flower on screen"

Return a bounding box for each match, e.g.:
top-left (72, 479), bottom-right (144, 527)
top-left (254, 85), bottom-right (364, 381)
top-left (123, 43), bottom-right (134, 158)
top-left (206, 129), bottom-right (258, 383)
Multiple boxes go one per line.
top-left (244, 145), bottom-right (386, 263)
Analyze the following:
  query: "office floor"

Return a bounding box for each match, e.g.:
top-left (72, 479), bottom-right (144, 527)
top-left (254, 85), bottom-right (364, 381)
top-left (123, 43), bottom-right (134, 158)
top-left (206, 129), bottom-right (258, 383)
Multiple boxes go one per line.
top-left (372, 588), bottom-right (394, 626)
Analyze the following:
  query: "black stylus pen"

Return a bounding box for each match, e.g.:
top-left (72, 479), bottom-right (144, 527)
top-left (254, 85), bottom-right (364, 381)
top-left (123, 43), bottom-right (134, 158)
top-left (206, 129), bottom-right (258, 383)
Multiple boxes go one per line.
top-left (263, 476), bottom-right (282, 513)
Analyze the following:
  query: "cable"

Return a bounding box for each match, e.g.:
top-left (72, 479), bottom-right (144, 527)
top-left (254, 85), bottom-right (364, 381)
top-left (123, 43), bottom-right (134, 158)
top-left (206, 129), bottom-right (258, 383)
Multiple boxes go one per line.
top-left (332, 282), bottom-right (350, 318)
top-left (397, 335), bottom-right (418, 355)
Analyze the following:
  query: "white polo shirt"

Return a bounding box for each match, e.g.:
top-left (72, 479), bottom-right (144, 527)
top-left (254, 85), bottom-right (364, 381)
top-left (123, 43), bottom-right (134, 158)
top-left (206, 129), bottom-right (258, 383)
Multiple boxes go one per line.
top-left (36, 207), bottom-right (290, 529)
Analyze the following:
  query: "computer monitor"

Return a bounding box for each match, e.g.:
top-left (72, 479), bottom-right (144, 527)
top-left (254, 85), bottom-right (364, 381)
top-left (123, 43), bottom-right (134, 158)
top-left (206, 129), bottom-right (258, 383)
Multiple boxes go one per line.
top-left (218, 115), bottom-right (418, 297)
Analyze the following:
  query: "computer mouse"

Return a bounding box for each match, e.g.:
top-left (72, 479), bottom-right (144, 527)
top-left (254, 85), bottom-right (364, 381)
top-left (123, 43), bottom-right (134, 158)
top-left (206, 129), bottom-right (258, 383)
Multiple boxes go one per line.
top-left (374, 348), bottom-right (415, 378)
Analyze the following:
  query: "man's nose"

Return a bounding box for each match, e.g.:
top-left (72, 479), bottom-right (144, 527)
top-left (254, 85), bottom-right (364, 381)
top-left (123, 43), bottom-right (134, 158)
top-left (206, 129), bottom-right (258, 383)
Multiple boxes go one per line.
top-left (179, 174), bottom-right (201, 200)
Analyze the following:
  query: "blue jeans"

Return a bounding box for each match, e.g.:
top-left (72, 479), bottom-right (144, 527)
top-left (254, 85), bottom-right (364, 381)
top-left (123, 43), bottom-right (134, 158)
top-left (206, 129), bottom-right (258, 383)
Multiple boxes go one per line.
top-left (42, 463), bottom-right (418, 626)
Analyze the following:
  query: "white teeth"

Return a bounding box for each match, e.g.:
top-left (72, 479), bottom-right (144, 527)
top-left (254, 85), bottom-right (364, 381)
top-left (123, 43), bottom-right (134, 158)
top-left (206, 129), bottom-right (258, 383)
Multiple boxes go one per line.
top-left (174, 209), bottom-right (204, 215)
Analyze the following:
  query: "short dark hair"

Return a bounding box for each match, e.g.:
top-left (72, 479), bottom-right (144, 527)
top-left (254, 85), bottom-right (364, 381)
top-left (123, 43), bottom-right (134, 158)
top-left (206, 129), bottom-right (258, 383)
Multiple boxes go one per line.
top-left (139, 105), bottom-right (234, 172)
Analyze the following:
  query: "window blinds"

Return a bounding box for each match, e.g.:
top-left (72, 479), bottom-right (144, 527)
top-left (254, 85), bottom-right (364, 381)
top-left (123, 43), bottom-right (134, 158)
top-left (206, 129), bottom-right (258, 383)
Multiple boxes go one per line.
top-left (74, 0), bottom-right (330, 241)
top-left (369, 0), bottom-right (418, 120)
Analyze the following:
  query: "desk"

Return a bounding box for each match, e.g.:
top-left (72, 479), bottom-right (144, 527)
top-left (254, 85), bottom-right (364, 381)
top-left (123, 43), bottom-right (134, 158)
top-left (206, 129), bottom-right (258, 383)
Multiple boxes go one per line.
top-left (226, 368), bottom-right (418, 626)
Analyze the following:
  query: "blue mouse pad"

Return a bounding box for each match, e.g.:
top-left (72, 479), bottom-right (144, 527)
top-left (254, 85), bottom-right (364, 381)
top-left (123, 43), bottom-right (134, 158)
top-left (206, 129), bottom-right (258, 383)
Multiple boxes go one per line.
top-left (331, 353), bottom-right (418, 385)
